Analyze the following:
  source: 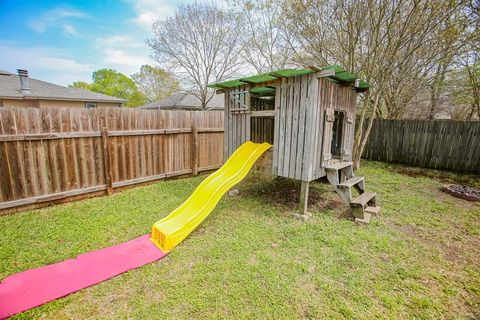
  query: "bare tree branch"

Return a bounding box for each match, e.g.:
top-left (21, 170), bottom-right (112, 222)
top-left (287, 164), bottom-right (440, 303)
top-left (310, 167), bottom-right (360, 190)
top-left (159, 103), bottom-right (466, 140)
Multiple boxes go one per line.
top-left (148, 3), bottom-right (242, 109)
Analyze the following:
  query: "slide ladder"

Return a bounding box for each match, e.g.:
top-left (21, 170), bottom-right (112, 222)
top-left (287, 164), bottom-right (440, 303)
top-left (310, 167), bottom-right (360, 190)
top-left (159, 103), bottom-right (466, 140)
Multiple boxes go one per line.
top-left (151, 141), bottom-right (271, 252)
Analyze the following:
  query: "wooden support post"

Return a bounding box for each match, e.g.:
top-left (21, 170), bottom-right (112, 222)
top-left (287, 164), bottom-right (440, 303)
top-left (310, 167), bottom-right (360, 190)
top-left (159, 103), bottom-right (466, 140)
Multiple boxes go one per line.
top-left (191, 113), bottom-right (198, 176)
top-left (101, 127), bottom-right (113, 195)
top-left (299, 180), bottom-right (310, 216)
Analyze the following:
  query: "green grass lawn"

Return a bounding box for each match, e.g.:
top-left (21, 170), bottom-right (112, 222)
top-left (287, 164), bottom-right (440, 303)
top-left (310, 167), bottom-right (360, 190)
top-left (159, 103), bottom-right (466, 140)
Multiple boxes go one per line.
top-left (1, 161), bottom-right (479, 319)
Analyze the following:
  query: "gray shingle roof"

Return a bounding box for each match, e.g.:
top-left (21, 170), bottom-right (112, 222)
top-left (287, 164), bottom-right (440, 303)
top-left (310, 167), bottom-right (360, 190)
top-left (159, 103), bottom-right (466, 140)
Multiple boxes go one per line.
top-left (140, 92), bottom-right (224, 110)
top-left (0, 70), bottom-right (126, 103)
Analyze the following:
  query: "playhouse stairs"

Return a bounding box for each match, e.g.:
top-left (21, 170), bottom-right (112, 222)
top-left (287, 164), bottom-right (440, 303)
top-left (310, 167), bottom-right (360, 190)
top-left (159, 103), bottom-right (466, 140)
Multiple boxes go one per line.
top-left (325, 162), bottom-right (380, 224)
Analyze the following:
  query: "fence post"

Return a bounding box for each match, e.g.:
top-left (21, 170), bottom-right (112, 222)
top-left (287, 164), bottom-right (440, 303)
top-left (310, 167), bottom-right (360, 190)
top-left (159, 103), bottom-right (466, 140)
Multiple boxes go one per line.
top-left (191, 112), bottom-right (198, 176)
top-left (101, 127), bottom-right (114, 195)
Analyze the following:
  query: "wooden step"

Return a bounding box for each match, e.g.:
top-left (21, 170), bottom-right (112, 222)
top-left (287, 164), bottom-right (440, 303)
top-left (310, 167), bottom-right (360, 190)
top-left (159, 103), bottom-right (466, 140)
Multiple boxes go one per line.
top-left (365, 206), bottom-right (380, 216)
top-left (354, 212), bottom-right (371, 225)
top-left (351, 192), bottom-right (376, 207)
top-left (338, 176), bottom-right (364, 188)
top-left (326, 161), bottom-right (353, 171)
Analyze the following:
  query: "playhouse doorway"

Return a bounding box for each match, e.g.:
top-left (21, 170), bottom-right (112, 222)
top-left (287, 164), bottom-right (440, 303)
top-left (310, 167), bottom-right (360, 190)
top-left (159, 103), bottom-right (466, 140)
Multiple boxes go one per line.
top-left (331, 111), bottom-right (344, 158)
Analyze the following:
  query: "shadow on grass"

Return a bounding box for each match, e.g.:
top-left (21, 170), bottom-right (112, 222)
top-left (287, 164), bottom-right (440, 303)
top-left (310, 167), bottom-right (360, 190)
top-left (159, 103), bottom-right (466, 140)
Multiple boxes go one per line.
top-left (239, 176), bottom-right (349, 219)
top-left (377, 161), bottom-right (480, 188)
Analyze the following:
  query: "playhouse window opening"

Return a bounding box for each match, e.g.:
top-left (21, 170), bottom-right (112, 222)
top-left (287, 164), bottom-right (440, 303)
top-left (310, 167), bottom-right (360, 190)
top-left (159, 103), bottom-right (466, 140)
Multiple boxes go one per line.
top-left (331, 111), bottom-right (344, 157)
top-left (251, 91), bottom-right (276, 144)
top-left (251, 95), bottom-right (275, 111)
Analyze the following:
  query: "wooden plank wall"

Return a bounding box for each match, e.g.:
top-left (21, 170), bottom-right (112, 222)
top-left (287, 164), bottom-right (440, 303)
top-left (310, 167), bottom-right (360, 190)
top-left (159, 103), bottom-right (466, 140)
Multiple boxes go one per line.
top-left (0, 107), bottom-right (224, 213)
top-left (362, 119), bottom-right (480, 173)
top-left (273, 74), bottom-right (318, 181)
top-left (251, 117), bottom-right (274, 144)
top-left (273, 75), bottom-right (358, 181)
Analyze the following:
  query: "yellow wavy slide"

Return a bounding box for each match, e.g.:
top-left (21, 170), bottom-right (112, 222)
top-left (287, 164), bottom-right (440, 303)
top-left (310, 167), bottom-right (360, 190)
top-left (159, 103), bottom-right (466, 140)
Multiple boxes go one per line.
top-left (151, 141), bottom-right (271, 252)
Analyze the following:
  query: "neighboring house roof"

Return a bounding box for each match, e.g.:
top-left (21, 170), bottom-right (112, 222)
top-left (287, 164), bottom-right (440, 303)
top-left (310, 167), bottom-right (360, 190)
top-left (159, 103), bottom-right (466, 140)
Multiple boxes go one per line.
top-left (140, 93), bottom-right (224, 110)
top-left (0, 69), bottom-right (126, 103)
top-left (208, 65), bottom-right (369, 92)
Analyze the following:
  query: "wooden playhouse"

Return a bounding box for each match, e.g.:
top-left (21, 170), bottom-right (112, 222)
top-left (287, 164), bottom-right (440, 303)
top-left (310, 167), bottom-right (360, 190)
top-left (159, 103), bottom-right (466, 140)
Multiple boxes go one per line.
top-left (209, 65), bottom-right (380, 223)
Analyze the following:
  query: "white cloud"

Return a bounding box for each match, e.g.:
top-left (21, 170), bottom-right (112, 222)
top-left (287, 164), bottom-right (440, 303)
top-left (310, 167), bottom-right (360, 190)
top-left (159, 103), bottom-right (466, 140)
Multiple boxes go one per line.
top-left (0, 43), bottom-right (94, 85)
top-left (62, 24), bottom-right (80, 37)
top-left (28, 8), bottom-right (86, 33)
top-left (98, 35), bottom-right (144, 48)
top-left (128, 0), bottom-right (175, 29)
top-left (127, 0), bottom-right (232, 30)
top-left (101, 35), bottom-right (131, 45)
top-left (96, 34), bottom-right (153, 75)
top-left (102, 48), bottom-right (151, 74)
top-left (0, 41), bottom-right (153, 84)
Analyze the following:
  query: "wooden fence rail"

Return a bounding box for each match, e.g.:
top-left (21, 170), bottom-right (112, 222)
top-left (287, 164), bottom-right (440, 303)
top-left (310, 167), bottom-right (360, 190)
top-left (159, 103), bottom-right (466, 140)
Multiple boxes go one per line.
top-left (362, 119), bottom-right (480, 173)
top-left (0, 107), bottom-right (224, 214)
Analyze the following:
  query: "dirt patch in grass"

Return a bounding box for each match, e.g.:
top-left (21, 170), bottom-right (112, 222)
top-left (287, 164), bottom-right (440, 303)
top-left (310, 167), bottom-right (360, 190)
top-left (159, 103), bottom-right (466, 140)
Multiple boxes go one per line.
top-left (391, 165), bottom-right (480, 188)
top-left (399, 223), bottom-right (419, 237)
top-left (443, 244), bottom-right (461, 262)
top-left (241, 178), bottom-right (345, 215)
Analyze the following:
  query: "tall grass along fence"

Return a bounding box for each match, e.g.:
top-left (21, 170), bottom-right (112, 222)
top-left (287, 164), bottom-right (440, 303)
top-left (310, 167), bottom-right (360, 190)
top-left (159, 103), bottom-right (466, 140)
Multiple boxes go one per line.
top-left (0, 107), bottom-right (224, 214)
top-left (362, 119), bottom-right (480, 173)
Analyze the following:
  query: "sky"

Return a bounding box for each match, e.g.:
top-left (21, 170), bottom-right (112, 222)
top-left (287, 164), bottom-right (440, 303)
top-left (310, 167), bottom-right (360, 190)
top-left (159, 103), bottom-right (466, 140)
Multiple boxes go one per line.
top-left (0, 0), bottom-right (223, 86)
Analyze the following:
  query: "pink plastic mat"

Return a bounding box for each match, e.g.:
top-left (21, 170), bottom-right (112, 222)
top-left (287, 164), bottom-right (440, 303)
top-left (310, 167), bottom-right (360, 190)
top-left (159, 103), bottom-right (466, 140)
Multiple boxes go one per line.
top-left (0, 234), bottom-right (166, 319)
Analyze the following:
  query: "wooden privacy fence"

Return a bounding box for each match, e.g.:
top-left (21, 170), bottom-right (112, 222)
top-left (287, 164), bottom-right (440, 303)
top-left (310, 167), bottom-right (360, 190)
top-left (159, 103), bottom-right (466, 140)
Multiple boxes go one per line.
top-left (0, 107), bottom-right (224, 214)
top-left (362, 119), bottom-right (480, 173)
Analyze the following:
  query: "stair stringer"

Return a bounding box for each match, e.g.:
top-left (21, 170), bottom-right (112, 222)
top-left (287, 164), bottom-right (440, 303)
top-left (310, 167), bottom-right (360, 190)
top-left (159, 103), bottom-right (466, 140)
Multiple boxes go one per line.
top-left (325, 162), bottom-right (380, 223)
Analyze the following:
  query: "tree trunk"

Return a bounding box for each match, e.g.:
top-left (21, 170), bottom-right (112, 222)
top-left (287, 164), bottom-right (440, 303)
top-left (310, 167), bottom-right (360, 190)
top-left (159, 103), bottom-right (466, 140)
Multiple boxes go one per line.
top-left (353, 92), bottom-right (370, 160)
top-left (353, 94), bottom-right (380, 170)
top-left (429, 82), bottom-right (440, 119)
top-left (200, 90), bottom-right (208, 110)
top-left (467, 105), bottom-right (475, 120)
top-left (428, 63), bottom-right (448, 119)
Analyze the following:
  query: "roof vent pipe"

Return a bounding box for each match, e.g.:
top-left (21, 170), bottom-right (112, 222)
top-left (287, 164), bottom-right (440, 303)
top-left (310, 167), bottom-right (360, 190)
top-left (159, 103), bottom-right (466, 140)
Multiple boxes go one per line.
top-left (17, 69), bottom-right (31, 95)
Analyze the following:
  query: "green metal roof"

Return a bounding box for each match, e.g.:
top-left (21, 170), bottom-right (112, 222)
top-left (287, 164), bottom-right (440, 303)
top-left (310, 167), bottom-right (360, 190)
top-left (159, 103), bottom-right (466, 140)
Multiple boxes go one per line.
top-left (250, 86), bottom-right (276, 94)
top-left (323, 65), bottom-right (357, 82)
top-left (212, 79), bottom-right (245, 88)
top-left (358, 80), bottom-right (369, 89)
top-left (270, 69), bottom-right (314, 77)
top-left (239, 73), bottom-right (278, 84)
top-left (209, 66), bottom-right (369, 91)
